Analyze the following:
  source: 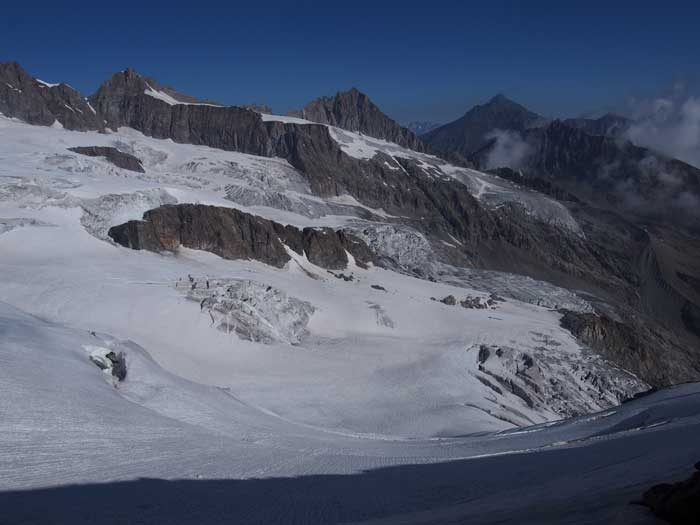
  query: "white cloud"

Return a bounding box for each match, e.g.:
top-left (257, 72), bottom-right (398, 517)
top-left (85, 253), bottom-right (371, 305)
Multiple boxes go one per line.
top-left (483, 129), bottom-right (532, 170)
top-left (624, 81), bottom-right (700, 168)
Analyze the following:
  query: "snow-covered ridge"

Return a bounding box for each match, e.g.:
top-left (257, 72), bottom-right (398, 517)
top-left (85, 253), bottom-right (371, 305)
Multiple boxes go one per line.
top-left (144, 82), bottom-right (223, 107)
top-left (36, 78), bottom-right (60, 88)
top-left (260, 113), bottom-right (314, 125)
top-left (260, 114), bottom-right (582, 233)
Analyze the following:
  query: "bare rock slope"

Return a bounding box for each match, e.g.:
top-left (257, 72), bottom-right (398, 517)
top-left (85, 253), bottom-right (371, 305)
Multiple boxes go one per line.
top-left (108, 203), bottom-right (376, 270)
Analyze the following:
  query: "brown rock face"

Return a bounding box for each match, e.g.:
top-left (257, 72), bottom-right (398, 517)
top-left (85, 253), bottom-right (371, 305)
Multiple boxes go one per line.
top-left (559, 310), bottom-right (700, 387)
top-left (290, 88), bottom-right (426, 152)
top-left (90, 69), bottom-right (276, 155)
top-left (108, 204), bottom-right (376, 270)
top-left (68, 147), bottom-right (144, 173)
top-left (0, 62), bottom-right (104, 131)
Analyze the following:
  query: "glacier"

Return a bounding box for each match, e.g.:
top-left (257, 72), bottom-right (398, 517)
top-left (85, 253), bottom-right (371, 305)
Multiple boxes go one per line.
top-left (1, 114), bottom-right (697, 524)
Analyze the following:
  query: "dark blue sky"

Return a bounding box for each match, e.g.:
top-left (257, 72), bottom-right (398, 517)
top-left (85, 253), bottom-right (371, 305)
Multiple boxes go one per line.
top-left (2, 1), bottom-right (699, 124)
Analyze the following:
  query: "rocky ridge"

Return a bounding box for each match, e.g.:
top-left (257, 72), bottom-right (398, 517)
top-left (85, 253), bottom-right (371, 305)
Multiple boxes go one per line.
top-left (0, 62), bottom-right (103, 131)
top-left (559, 310), bottom-right (700, 388)
top-left (290, 87), bottom-right (426, 151)
top-left (108, 203), bottom-right (376, 270)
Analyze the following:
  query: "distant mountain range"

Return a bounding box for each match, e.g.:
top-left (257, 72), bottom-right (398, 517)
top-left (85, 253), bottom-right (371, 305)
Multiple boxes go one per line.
top-left (420, 93), bottom-right (699, 228)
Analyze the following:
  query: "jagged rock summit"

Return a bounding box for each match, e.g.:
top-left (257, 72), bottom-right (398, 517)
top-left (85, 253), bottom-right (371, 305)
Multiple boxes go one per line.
top-left (0, 61), bottom-right (103, 130)
top-left (290, 87), bottom-right (426, 151)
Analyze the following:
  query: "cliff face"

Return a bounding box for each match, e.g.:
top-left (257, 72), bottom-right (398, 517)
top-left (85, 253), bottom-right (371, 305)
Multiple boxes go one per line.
top-left (560, 310), bottom-right (700, 387)
top-left (90, 69), bottom-right (276, 154)
top-left (108, 203), bottom-right (376, 270)
top-left (0, 62), bottom-right (104, 131)
top-left (291, 88), bottom-right (426, 152)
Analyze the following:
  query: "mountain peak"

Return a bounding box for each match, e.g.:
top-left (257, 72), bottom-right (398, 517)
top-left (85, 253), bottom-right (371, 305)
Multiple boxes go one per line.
top-left (0, 61), bottom-right (24, 73)
top-left (0, 61), bottom-right (104, 131)
top-left (291, 88), bottom-right (425, 151)
top-left (92, 68), bottom-right (210, 113)
top-left (488, 93), bottom-right (512, 105)
top-left (479, 94), bottom-right (533, 115)
top-left (423, 95), bottom-right (544, 157)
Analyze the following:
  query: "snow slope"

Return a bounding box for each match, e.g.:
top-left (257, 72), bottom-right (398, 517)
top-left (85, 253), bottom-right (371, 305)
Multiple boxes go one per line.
top-left (0, 116), bottom-right (643, 436)
top-left (1, 301), bottom-right (698, 524)
top-left (1, 115), bottom-right (688, 523)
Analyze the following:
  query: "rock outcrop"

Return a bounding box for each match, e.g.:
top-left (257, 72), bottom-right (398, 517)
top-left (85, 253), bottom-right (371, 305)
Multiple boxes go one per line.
top-left (90, 69), bottom-right (272, 153)
top-left (470, 340), bottom-right (645, 425)
top-left (290, 88), bottom-right (426, 152)
top-left (108, 203), bottom-right (376, 270)
top-left (68, 146), bottom-right (145, 173)
top-left (0, 62), bottom-right (104, 130)
top-left (640, 464), bottom-right (700, 524)
top-left (88, 349), bottom-right (127, 381)
top-left (559, 310), bottom-right (700, 387)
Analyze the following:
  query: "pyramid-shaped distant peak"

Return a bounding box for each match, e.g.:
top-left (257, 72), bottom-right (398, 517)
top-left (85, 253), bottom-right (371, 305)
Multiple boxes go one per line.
top-left (488, 93), bottom-right (512, 104)
top-left (480, 93), bottom-right (533, 113)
